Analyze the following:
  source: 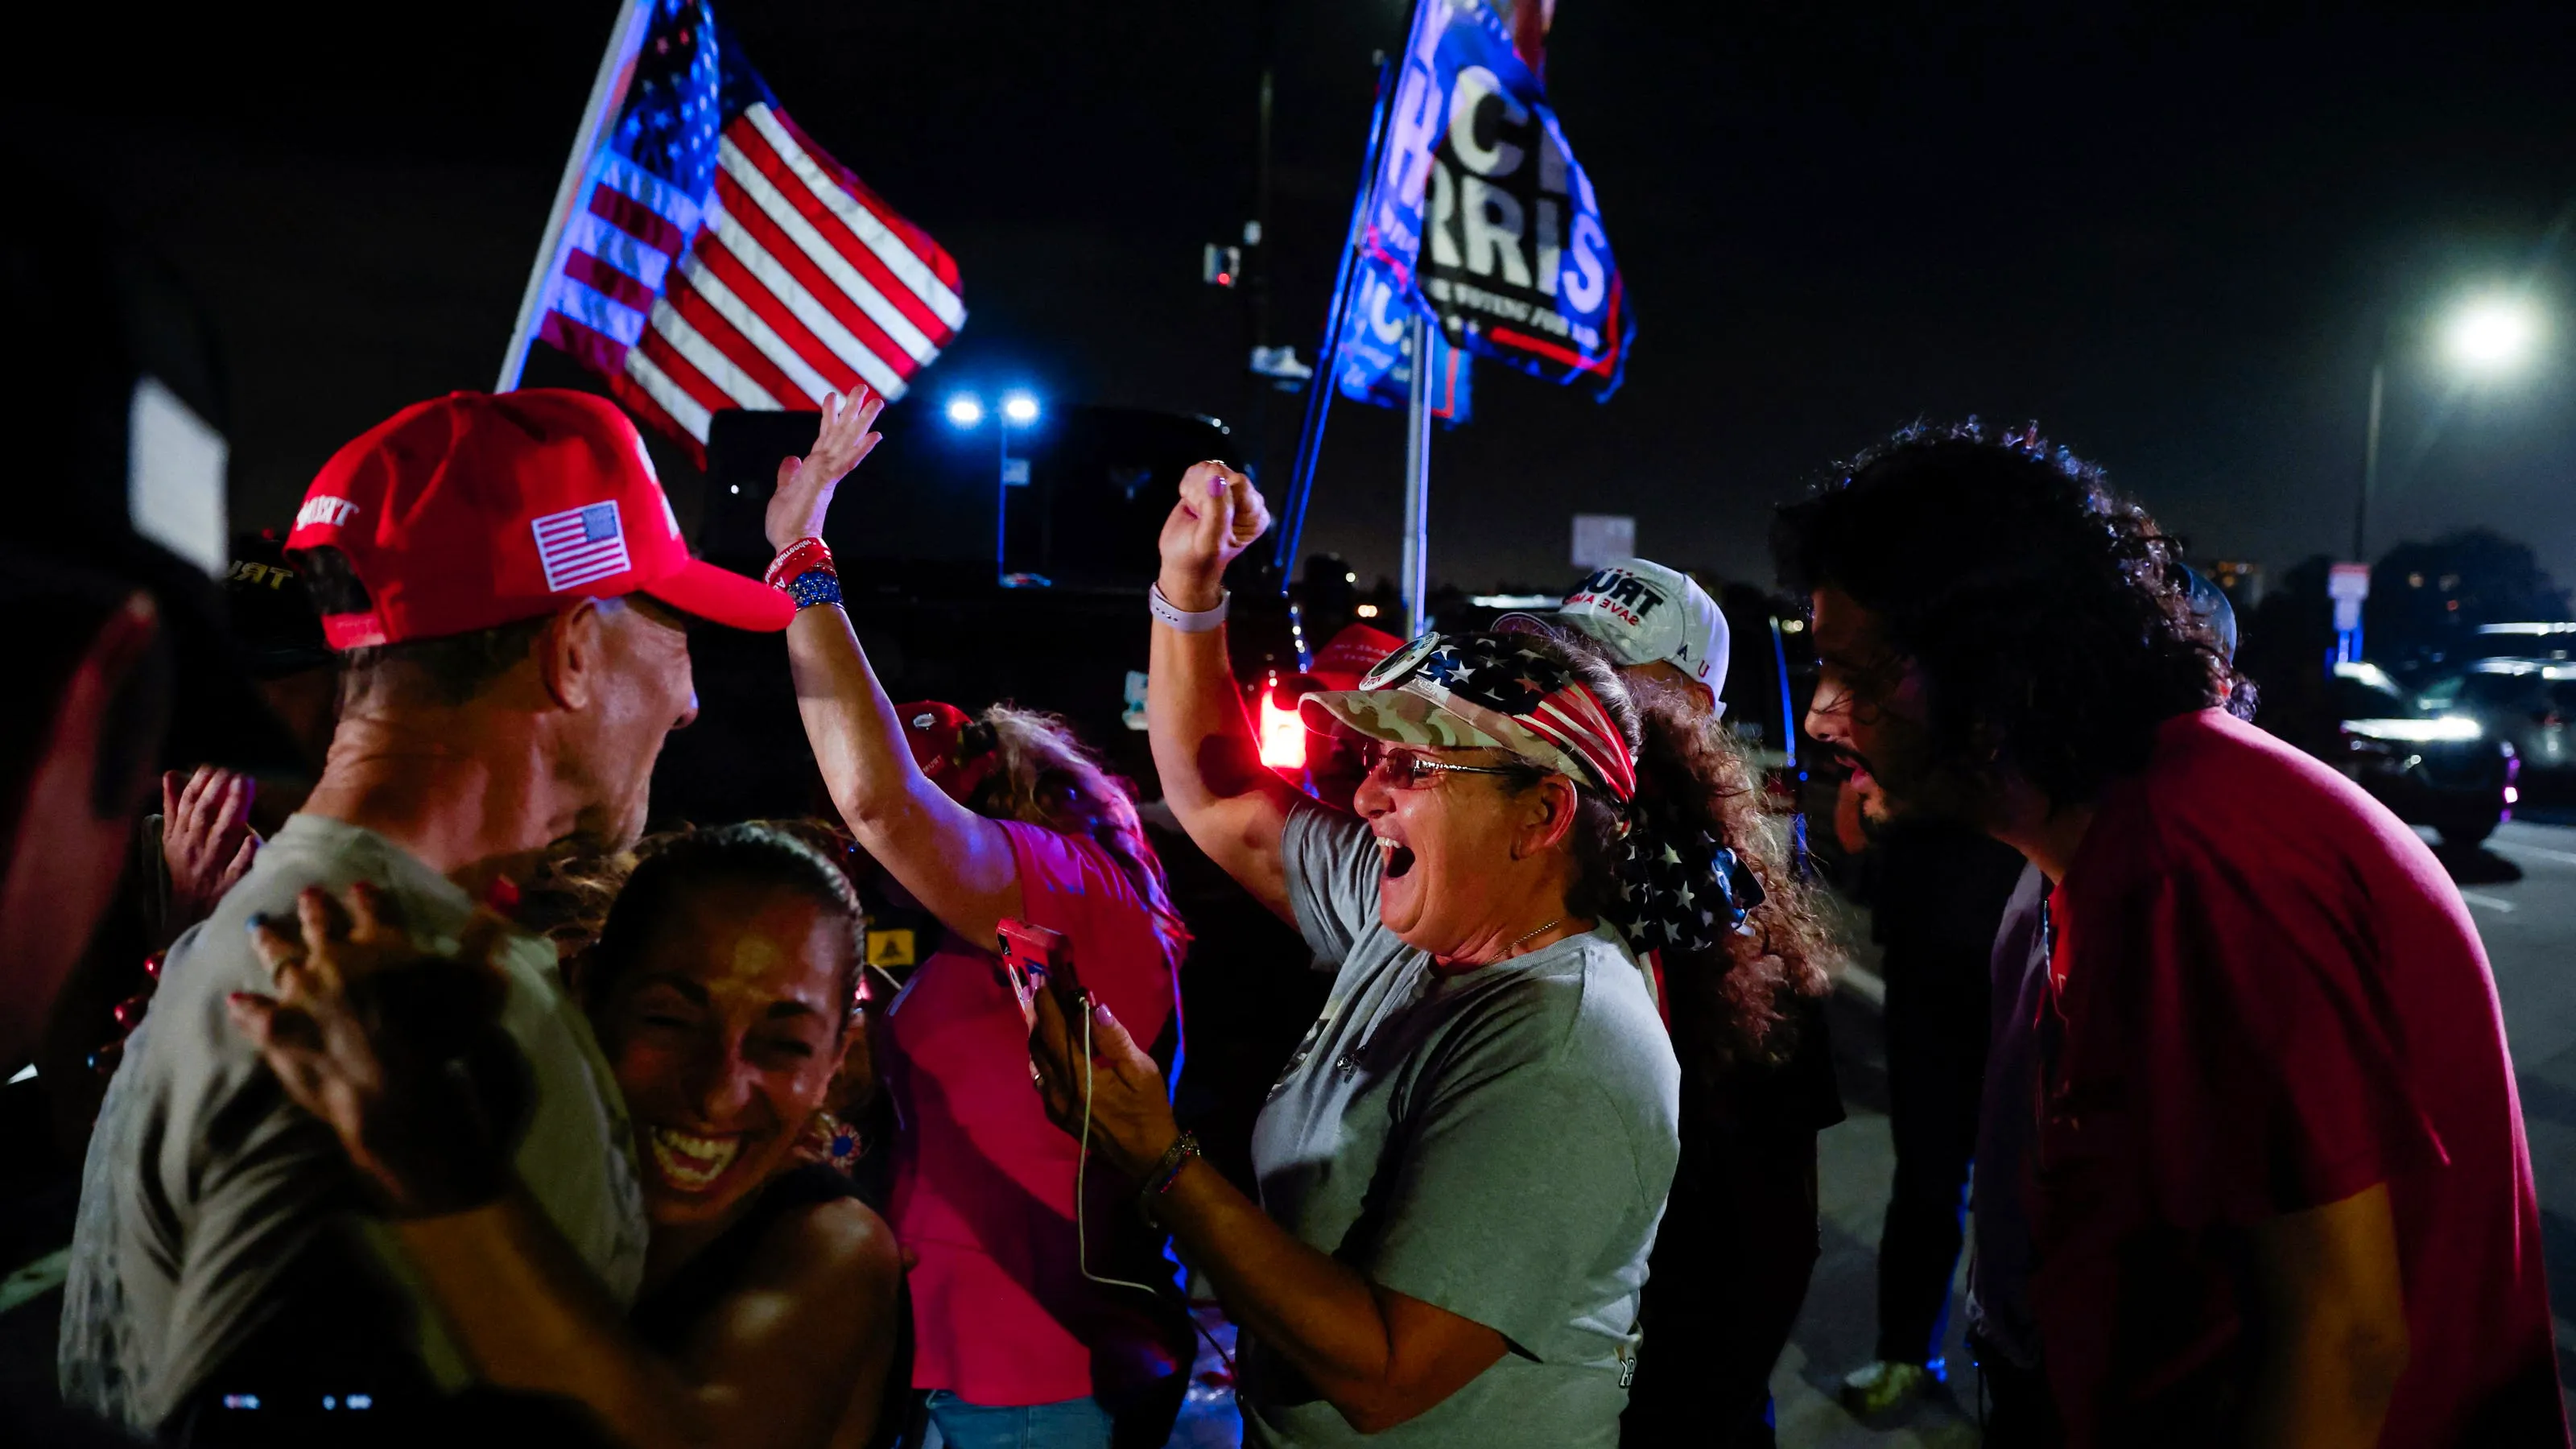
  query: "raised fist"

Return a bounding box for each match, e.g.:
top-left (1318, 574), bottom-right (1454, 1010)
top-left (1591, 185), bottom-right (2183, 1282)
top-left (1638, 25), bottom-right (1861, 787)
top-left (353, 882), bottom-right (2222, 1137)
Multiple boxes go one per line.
top-left (1155, 461), bottom-right (1269, 612)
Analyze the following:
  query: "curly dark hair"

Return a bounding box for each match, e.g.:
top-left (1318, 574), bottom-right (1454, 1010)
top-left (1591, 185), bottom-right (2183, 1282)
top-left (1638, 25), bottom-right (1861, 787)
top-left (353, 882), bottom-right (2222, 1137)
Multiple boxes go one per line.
top-left (1772, 419), bottom-right (2231, 811)
top-left (1492, 628), bottom-right (1835, 1071)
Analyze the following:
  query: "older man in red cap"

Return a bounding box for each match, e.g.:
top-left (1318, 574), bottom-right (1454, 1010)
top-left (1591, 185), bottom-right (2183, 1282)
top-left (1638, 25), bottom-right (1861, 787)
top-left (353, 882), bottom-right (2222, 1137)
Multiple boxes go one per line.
top-left (60, 390), bottom-right (792, 1436)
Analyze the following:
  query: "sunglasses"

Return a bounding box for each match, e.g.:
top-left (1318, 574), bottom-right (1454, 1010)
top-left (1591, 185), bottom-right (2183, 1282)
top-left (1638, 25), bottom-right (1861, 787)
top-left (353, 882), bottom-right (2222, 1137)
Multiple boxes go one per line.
top-left (1358, 741), bottom-right (1540, 791)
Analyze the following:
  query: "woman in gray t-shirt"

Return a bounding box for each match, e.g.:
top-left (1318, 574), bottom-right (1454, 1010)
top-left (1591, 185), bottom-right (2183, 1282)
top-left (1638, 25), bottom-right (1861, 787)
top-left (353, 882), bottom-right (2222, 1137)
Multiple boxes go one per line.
top-left (1025, 464), bottom-right (1776, 1447)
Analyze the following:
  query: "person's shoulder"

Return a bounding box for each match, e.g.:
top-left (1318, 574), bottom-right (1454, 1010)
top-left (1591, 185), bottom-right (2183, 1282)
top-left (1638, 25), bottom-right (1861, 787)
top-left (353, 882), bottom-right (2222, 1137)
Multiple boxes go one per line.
top-left (756, 1187), bottom-right (902, 1295)
top-left (2134, 710), bottom-right (2425, 871)
top-left (999, 818), bottom-right (1136, 899)
top-left (1281, 793), bottom-right (1369, 861)
top-left (1464, 934), bottom-right (1668, 1070)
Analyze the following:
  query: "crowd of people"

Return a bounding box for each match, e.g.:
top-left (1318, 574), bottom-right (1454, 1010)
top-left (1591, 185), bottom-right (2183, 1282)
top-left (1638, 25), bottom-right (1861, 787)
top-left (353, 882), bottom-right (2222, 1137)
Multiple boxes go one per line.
top-left (4, 361), bottom-right (2568, 1449)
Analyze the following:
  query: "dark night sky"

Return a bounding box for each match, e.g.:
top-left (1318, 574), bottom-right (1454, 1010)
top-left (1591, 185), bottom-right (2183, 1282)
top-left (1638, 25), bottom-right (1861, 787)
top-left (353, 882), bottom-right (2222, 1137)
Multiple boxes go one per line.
top-left (36, 1), bottom-right (2576, 597)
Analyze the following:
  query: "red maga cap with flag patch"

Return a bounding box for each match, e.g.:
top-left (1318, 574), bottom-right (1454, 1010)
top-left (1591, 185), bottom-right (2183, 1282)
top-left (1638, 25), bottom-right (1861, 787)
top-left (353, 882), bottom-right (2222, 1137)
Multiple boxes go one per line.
top-left (287, 389), bottom-right (792, 649)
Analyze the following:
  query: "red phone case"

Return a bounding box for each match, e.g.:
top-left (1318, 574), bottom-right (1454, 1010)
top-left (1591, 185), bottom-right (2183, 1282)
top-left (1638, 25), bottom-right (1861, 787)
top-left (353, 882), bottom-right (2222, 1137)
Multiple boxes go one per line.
top-left (996, 919), bottom-right (1083, 1029)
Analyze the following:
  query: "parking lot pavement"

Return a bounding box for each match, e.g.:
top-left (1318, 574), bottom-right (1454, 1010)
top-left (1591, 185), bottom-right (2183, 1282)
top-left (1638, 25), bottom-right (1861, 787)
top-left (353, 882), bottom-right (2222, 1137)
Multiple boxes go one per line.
top-left (1768, 902), bottom-right (1984, 1449)
top-left (2460, 817), bottom-right (2576, 1414)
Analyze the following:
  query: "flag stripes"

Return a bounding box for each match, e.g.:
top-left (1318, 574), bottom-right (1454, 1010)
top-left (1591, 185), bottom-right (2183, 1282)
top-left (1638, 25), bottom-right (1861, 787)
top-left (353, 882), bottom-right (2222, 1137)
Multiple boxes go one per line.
top-left (526, 4), bottom-right (960, 456)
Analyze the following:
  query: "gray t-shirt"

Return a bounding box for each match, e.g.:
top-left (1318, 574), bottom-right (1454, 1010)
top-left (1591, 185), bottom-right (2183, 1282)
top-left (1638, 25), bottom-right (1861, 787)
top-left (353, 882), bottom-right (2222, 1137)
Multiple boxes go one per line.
top-left (60, 815), bottom-right (647, 1429)
top-left (1240, 801), bottom-right (1681, 1449)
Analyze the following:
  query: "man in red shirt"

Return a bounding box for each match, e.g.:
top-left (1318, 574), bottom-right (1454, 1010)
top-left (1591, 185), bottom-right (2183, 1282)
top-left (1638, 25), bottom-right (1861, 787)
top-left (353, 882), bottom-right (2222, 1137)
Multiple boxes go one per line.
top-left (1772, 421), bottom-right (2565, 1447)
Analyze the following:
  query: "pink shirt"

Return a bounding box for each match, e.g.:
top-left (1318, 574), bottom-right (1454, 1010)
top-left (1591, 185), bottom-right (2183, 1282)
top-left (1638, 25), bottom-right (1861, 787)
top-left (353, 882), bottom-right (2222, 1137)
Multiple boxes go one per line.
top-left (882, 820), bottom-right (1178, 1406)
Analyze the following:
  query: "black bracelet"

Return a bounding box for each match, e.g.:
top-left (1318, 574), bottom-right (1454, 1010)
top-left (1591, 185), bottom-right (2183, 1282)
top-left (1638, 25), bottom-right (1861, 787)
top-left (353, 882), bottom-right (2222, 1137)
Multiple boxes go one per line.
top-left (1134, 1131), bottom-right (1202, 1219)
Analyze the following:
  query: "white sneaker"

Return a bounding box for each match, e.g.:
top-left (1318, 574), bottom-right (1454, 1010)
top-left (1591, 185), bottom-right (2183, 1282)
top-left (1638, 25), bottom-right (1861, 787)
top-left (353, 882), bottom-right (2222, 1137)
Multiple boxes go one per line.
top-left (1839, 1359), bottom-right (1935, 1414)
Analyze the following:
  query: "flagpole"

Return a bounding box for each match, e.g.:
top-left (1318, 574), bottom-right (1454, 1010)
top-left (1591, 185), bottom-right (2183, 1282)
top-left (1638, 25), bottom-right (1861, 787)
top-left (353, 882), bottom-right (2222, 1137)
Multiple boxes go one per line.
top-left (1271, 55), bottom-right (1398, 580)
top-left (495, 0), bottom-right (656, 393)
top-left (1401, 312), bottom-right (1433, 635)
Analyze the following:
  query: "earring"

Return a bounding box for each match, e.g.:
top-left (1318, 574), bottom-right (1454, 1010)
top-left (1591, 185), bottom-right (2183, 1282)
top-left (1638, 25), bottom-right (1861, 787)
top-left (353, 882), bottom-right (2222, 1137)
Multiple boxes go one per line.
top-left (798, 1111), bottom-right (864, 1176)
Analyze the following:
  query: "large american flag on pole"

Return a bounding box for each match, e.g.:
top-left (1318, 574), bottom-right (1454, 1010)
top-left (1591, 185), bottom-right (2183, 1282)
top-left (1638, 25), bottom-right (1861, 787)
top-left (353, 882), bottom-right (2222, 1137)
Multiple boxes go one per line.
top-left (518, 0), bottom-right (963, 452)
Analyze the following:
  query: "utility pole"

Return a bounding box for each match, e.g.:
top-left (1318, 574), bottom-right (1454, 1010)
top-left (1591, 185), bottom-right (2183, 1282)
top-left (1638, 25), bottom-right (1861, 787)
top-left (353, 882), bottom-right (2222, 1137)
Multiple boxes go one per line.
top-left (1402, 315), bottom-right (1433, 634)
top-left (2354, 354), bottom-right (2384, 562)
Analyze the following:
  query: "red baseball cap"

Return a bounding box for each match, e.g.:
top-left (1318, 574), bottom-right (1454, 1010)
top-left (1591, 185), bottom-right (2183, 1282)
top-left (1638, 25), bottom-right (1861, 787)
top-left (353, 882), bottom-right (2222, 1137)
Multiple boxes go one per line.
top-left (287, 390), bottom-right (792, 648)
top-left (896, 701), bottom-right (1005, 804)
top-left (1309, 623), bottom-right (1406, 692)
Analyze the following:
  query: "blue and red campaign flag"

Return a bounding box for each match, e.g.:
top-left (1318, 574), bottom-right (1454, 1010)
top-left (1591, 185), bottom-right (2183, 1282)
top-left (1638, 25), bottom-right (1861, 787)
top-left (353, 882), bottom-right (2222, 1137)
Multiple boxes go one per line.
top-left (1333, 254), bottom-right (1472, 425)
top-left (515, 0), bottom-right (964, 453)
top-left (1362, 0), bottom-right (1629, 398)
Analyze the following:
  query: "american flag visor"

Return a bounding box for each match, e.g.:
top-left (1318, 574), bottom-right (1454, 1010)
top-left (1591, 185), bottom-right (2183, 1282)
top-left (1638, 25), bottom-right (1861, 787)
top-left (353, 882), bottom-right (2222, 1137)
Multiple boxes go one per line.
top-left (1299, 632), bottom-right (1639, 803)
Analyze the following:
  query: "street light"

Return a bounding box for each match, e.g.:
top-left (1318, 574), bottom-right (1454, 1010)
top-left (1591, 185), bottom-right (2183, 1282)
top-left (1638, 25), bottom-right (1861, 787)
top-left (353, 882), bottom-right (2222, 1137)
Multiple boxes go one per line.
top-left (2444, 296), bottom-right (2542, 374)
top-left (2345, 291), bottom-right (2546, 663)
top-left (2355, 292), bottom-right (2546, 560)
top-left (946, 388), bottom-right (1045, 585)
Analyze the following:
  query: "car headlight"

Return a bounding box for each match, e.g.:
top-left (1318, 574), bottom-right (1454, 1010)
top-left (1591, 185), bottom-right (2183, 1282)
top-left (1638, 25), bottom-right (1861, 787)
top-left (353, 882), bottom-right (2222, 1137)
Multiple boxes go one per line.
top-left (2342, 715), bottom-right (2483, 743)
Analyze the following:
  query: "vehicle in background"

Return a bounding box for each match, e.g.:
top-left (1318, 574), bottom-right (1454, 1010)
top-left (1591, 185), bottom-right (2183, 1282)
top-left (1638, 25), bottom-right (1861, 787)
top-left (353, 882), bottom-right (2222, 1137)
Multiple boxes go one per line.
top-left (2324, 662), bottom-right (2517, 848)
top-left (2418, 658), bottom-right (2576, 809)
top-left (2462, 621), bottom-right (2576, 665)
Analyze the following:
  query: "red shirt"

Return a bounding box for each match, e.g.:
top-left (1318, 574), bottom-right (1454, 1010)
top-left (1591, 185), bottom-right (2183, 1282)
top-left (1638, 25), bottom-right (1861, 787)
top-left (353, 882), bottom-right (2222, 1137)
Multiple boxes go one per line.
top-left (2032, 710), bottom-right (2563, 1447)
top-left (882, 821), bottom-right (1178, 1406)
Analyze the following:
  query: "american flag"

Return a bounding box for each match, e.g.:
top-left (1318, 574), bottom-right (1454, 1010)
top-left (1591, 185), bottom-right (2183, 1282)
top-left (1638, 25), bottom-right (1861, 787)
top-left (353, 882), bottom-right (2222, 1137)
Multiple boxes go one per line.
top-left (530, 0), bottom-right (964, 451)
top-left (532, 501), bottom-right (634, 591)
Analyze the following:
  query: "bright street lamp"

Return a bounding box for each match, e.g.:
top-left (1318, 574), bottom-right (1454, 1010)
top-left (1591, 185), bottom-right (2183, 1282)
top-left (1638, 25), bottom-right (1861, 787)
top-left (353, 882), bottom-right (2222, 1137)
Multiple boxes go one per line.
top-left (2355, 291), bottom-right (2549, 562)
top-left (2443, 296), bottom-right (2542, 374)
top-left (951, 387), bottom-right (1046, 585)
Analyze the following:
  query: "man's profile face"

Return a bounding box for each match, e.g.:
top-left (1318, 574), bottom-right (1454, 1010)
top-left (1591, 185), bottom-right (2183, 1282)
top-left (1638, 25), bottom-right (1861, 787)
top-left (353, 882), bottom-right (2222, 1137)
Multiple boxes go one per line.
top-left (1802, 586), bottom-right (1965, 827)
top-left (568, 596), bottom-right (698, 852)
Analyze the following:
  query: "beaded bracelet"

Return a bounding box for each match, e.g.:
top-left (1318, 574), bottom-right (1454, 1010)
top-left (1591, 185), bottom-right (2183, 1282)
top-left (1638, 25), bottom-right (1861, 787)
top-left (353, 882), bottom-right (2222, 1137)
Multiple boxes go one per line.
top-left (1134, 1130), bottom-right (1203, 1219)
top-left (786, 568), bottom-right (843, 609)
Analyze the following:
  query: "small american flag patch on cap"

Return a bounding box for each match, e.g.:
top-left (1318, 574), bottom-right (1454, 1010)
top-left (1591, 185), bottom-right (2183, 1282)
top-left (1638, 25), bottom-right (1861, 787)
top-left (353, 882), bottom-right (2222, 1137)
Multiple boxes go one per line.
top-left (532, 501), bottom-right (631, 592)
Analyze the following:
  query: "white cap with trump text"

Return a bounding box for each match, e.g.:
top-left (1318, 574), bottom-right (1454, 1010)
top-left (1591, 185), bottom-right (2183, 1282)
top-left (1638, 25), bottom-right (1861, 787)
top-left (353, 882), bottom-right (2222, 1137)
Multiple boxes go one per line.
top-left (1556, 558), bottom-right (1728, 697)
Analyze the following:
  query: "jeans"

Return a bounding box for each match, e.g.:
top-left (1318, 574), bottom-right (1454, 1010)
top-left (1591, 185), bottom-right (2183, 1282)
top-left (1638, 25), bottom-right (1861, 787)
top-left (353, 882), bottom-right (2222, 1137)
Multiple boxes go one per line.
top-left (923, 1391), bottom-right (1113, 1449)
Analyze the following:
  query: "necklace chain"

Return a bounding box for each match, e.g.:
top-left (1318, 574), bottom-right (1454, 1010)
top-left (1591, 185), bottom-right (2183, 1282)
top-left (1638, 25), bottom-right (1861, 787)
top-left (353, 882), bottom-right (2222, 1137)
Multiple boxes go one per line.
top-left (1504, 918), bottom-right (1563, 956)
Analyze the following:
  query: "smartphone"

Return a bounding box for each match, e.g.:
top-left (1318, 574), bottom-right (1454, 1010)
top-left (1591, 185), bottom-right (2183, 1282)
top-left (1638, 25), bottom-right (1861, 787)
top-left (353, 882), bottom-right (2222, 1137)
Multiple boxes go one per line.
top-left (996, 919), bottom-right (1086, 1030)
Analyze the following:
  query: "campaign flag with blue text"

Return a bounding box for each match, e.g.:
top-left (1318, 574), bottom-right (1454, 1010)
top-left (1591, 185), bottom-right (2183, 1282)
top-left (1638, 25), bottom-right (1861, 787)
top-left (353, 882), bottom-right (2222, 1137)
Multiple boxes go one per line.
top-left (525, 0), bottom-right (964, 455)
top-left (1333, 253), bottom-right (1472, 424)
top-left (1364, 0), bottom-right (1629, 397)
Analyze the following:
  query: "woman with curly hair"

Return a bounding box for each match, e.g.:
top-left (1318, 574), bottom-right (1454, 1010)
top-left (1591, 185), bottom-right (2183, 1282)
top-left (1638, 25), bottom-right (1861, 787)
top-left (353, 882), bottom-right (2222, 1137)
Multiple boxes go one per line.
top-left (1011, 462), bottom-right (1829, 1449)
top-left (763, 392), bottom-right (1189, 1449)
top-left (1773, 420), bottom-right (2562, 1448)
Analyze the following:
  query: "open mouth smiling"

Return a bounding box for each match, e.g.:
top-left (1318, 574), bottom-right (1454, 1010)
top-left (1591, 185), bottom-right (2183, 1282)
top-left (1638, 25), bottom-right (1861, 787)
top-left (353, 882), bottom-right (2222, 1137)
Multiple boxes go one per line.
top-left (646, 1125), bottom-right (746, 1193)
top-left (1377, 833), bottom-right (1418, 880)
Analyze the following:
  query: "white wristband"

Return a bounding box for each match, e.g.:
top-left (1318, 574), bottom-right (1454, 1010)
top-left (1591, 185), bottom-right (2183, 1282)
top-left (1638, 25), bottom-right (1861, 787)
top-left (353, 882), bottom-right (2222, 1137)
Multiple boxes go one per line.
top-left (1150, 583), bottom-right (1229, 633)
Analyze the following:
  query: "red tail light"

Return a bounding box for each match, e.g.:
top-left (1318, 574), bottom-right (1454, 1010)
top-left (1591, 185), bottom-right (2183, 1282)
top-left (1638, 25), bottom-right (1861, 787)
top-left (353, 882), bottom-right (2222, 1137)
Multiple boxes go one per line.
top-left (1258, 676), bottom-right (1308, 772)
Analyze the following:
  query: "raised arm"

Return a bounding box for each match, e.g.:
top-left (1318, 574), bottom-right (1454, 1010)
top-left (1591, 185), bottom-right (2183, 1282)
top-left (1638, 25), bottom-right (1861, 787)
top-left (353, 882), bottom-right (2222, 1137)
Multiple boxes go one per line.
top-left (766, 390), bottom-right (1022, 948)
top-left (1146, 463), bottom-right (1302, 919)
